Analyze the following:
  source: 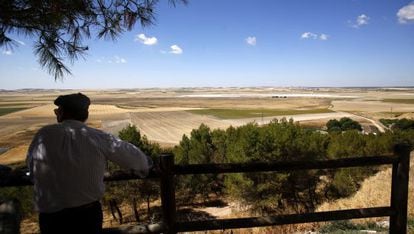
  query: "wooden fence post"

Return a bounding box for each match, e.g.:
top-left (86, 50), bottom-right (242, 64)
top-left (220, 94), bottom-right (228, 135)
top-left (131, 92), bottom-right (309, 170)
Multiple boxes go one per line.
top-left (390, 143), bottom-right (411, 233)
top-left (160, 153), bottom-right (176, 234)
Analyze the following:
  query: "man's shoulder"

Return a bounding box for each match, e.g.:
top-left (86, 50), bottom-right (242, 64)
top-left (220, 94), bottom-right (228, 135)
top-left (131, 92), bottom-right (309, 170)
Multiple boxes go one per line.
top-left (36, 122), bottom-right (114, 139)
top-left (37, 123), bottom-right (62, 133)
top-left (85, 126), bottom-right (110, 136)
top-left (82, 125), bottom-right (120, 141)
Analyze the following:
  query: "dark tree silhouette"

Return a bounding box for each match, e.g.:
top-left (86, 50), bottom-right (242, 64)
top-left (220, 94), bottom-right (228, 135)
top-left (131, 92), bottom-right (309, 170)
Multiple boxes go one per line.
top-left (0, 0), bottom-right (187, 79)
top-left (326, 117), bottom-right (362, 132)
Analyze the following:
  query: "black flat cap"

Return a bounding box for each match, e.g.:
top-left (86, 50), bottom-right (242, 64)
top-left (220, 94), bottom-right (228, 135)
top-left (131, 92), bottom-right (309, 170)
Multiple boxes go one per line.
top-left (54, 93), bottom-right (90, 112)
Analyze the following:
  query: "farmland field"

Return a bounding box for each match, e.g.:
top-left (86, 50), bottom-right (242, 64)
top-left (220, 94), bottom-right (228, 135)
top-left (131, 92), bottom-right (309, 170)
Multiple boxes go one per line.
top-left (187, 108), bottom-right (334, 119)
top-left (382, 98), bottom-right (414, 104)
top-left (0, 107), bottom-right (28, 116)
top-left (1, 87), bottom-right (414, 165)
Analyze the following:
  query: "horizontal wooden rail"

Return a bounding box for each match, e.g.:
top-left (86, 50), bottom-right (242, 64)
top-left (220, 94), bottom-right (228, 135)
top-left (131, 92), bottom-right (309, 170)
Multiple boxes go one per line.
top-left (177, 207), bottom-right (394, 232)
top-left (174, 155), bottom-right (397, 175)
top-left (0, 155), bottom-right (396, 187)
top-left (0, 169), bottom-right (159, 187)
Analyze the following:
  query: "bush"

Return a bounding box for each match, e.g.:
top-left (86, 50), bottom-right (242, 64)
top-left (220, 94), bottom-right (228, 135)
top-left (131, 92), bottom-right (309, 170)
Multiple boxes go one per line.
top-left (326, 118), bottom-right (362, 132)
top-left (380, 118), bottom-right (414, 131)
top-left (392, 118), bottom-right (414, 131)
top-left (0, 187), bottom-right (34, 217)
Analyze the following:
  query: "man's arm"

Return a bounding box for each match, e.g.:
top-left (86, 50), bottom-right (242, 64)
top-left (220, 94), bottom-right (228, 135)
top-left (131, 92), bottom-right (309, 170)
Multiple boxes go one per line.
top-left (104, 134), bottom-right (152, 178)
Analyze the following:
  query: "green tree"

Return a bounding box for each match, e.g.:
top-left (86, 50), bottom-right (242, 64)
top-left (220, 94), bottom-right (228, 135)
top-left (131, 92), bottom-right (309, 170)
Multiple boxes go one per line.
top-left (173, 120), bottom-right (414, 214)
top-left (173, 124), bottom-right (220, 201)
top-left (326, 119), bottom-right (341, 132)
top-left (324, 130), bottom-right (396, 199)
top-left (224, 119), bottom-right (329, 214)
top-left (0, 187), bottom-right (33, 217)
top-left (119, 124), bottom-right (142, 148)
top-left (0, 0), bottom-right (187, 79)
top-left (392, 118), bottom-right (414, 131)
top-left (339, 117), bottom-right (362, 131)
top-left (326, 117), bottom-right (362, 132)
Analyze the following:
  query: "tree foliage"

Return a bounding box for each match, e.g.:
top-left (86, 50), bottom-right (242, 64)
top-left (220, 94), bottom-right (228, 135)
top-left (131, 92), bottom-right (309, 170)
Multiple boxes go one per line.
top-left (392, 118), bottom-right (414, 131)
top-left (174, 124), bottom-right (224, 201)
top-left (173, 119), bottom-right (414, 214)
top-left (326, 117), bottom-right (362, 132)
top-left (380, 118), bottom-right (414, 130)
top-left (0, 186), bottom-right (33, 217)
top-left (0, 0), bottom-right (187, 79)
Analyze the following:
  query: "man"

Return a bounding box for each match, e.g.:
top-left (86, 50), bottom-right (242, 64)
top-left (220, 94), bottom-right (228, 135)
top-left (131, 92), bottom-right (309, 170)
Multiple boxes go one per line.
top-left (26, 93), bottom-right (152, 234)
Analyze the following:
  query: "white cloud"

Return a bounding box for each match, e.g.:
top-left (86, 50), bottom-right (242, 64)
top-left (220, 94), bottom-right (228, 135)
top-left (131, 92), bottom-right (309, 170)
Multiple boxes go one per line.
top-left (301, 32), bottom-right (328, 40)
top-left (301, 32), bottom-right (318, 39)
top-left (245, 36), bottom-right (257, 46)
top-left (319, 34), bottom-right (329, 40)
top-left (135, 33), bottom-right (158, 45)
top-left (397, 3), bottom-right (414, 23)
top-left (2, 50), bottom-right (12, 55)
top-left (96, 56), bottom-right (127, 63)
top-left (114, 56), bottom-right (127, 64)
top-left (351, 14), bottom-right (370, 28)
top-left (169, 45), bottom-right (183, 54)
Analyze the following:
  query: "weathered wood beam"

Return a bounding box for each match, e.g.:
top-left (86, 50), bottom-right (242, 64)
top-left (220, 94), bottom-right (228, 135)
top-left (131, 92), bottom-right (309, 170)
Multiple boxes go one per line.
top-left (176, 207), bottom-right (394, 232)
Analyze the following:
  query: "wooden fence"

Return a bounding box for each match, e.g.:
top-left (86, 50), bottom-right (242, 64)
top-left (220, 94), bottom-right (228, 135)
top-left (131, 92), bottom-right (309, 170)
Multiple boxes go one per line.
top-left (0, 144), bottom-right (411, 233)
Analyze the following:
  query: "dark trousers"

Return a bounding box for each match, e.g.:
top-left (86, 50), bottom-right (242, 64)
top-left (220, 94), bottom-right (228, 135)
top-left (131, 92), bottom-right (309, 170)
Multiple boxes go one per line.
top-left (39, 201), bottom-right (103, 234)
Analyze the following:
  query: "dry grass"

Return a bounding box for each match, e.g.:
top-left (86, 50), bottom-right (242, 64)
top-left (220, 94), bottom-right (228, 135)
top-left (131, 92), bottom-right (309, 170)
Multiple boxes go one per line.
top-left (0, 145), bottom-right (29, 165)
top-left (332, 100), bottom-right (414, 113)
top-left (317, 152), bottom-right (414, 219)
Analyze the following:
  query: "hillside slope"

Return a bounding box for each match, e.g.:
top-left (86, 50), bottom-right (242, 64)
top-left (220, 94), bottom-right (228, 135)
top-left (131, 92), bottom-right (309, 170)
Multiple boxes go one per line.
top-left (317, 152), bottom-right (414, 218)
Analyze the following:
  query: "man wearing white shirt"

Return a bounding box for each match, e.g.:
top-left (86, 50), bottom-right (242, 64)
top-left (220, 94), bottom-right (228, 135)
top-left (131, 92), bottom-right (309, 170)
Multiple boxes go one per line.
top-left (26, 93), bottom-right (152, 234)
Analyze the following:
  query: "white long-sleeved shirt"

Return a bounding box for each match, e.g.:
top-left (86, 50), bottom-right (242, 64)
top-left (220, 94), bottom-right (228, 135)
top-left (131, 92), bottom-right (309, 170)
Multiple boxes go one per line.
top-left (26, 120), bottom-right (151, 213)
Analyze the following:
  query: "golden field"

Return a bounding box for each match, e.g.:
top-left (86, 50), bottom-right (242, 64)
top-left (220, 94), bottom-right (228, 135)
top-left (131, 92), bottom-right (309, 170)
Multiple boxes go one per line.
top-left (2, 87), bottom-right (414, 165)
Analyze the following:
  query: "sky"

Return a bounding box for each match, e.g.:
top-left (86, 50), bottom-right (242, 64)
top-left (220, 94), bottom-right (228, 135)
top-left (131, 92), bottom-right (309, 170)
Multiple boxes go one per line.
top-left (1, 0), bottom-right (414, 89)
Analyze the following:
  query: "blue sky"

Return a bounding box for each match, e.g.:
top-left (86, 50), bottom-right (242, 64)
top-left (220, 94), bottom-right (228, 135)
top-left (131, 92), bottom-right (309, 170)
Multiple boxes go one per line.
top-left (1, 0), bottom-right (414, 89)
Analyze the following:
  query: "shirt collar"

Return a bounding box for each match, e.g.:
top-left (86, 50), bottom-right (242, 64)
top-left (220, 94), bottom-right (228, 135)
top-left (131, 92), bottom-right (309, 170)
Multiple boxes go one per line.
top-left (62, 119), bottom-right (86, 126)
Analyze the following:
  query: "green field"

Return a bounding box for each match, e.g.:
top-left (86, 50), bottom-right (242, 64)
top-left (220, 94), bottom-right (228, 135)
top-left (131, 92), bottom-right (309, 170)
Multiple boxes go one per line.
top-left (382, 99), bottom-right (414, 104)
top-left (0, 103), bottom-right (31, 107)
top-left (187, 108), bottom-right (334, 119)
top-left (0, 107), bottom-right (28, 116)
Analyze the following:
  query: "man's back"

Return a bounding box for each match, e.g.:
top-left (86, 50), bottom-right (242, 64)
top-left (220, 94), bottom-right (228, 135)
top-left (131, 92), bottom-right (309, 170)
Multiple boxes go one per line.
top-left (26, 93), bottom-right (151, 233)
top-left (27, 120), bottom-right (150, 213)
